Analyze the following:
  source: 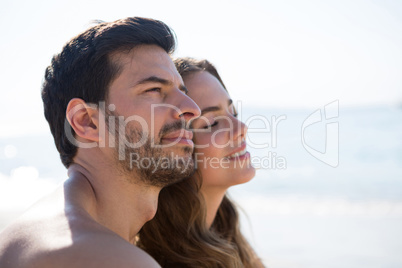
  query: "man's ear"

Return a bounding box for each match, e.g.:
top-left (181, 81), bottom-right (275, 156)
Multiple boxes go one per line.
top-left (66, 98), bottom-right (100, 142)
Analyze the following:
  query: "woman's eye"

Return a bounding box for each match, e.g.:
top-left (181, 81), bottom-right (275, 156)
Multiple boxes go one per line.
top-left (202, 121), bottom-right (218, 129)
top-left (233, 113), bottom-right (238, 118)
top-left (145, 88), bottom-right (161, 93)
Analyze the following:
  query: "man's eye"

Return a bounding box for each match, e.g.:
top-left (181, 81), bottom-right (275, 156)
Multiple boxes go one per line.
top-left (202, 121), bottom-right (218, 129)
top-left (145, 88), bottom-right (161, 93)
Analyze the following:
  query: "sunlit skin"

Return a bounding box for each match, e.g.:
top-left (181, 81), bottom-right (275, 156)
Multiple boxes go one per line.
top-left (68, 45), bottom-right (201, 238)
top-left (0, 45), bottom-right (200, 268)
top-left (105, 45), bottom-right (197, 154)
top-left (185, 71), bottom-right (256, 227)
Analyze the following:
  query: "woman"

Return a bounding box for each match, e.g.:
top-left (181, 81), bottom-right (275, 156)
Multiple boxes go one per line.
top-left (138, 58), bottom-right (265, 267)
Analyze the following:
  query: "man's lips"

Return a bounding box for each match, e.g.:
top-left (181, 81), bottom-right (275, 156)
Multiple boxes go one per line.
top-left (161, 129), bottom-right (194, 146)
top-left (162, 129), bottom-right (193, 140)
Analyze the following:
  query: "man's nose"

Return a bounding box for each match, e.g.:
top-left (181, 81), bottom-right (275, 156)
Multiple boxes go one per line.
top-left (174, 93), bottom-right (201, 123)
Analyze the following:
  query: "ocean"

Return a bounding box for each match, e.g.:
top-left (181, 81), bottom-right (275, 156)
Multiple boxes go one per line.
top-left (1, 104), bottom-right (401, 267)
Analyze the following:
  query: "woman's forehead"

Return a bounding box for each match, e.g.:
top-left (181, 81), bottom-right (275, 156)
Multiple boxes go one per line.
top-left (184, 71), bottom-right (230, 109)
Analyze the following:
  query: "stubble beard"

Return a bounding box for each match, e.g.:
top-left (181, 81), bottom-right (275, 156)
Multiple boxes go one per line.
top-left (106, 110), bottom-right (195, 188)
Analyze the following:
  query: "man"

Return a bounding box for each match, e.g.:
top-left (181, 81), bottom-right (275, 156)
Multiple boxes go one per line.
top-left (0, 17), bottom-right (200, 267)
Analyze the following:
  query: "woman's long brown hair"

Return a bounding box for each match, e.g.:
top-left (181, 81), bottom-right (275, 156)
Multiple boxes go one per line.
top-left (137, 58), bottom-right (265, 268)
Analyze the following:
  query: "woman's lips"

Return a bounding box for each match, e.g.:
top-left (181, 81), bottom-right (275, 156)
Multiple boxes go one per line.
top-left (224, 142), bottom-right (248, 159)
top-left (226, 151), bottom-right (250, 161)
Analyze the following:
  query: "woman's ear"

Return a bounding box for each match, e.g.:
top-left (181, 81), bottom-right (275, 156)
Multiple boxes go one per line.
top-left (66, 98), bottom-right (100, 142)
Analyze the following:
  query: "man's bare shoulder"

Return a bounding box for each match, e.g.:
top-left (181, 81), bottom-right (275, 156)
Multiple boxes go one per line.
top-left (0, 184), bottom-right (160, 268)
top-left (0, 217), bottom-right (159, 268)
top-left (41, 232), bottom-right (161, 268)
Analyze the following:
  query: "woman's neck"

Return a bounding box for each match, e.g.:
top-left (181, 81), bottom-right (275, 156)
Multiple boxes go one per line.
top-left (201, 187), bottom-right (228, 228)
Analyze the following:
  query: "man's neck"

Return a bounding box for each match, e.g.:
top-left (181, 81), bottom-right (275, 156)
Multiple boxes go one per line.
top-left (66, 163), bottom-right (160, 243)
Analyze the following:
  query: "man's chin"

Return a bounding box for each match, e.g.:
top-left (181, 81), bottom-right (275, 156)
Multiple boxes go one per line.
top-left (135, 155), bottom-right (195, 188)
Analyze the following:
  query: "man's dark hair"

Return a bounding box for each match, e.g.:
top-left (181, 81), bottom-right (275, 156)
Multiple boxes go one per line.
top-left (41, 17), bottom-right (176, 168)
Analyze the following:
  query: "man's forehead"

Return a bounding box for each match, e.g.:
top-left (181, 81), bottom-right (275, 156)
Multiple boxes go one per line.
top-left (110, 45), bottom-right (182, 84)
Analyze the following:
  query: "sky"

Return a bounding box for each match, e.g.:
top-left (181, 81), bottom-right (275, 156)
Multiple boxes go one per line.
top-left (0, 0), bottom-right (401, 138)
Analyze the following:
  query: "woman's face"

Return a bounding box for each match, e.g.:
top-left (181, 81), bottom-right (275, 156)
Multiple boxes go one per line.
top-left (185, 71), bottom-right (256, 191)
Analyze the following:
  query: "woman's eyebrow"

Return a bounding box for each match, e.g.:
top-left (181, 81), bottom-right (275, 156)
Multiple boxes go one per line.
top-left (200, 99), bottom-right (233, 116)
top-left (201, 106), bottom-right (220, 116)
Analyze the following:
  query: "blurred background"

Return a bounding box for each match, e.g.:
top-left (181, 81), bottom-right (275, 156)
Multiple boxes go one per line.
top-left (1, 0), bottom-right (401, 267)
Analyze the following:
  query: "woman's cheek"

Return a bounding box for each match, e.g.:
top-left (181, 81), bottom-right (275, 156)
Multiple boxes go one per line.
top-left (193, 133), bottom-right (212, 151)
top-left (210, 131), bottom-right (230, 148)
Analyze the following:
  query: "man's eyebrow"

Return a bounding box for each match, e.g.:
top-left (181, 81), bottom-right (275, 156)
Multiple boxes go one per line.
top-left (136, 76), bottom-right (173, 86)
top-left (200, 99), bottom-right (233, 116)
top-left (136, 75), bottom-right (188, 94)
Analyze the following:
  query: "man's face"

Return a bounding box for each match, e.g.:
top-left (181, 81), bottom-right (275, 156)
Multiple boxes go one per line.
top-left (104, 45), bottom-right (200, 187)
